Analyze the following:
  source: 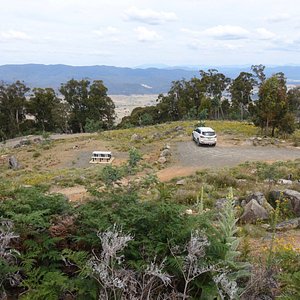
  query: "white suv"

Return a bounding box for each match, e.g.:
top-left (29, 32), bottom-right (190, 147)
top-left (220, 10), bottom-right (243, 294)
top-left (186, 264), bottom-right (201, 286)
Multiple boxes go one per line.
top-left (192, 126), bottom-right (217, 146)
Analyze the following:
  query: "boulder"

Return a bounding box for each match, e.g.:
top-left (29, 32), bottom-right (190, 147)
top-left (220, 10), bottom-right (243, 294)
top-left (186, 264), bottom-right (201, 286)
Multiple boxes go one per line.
top-left (275, 218), bottom-right (300, 231)
top-left (243, 192), bottom-right (274, 213)
top-left (245, 192), bottom-right (265, 206)
top-left (240, 199), bottom-right (269, 223)
top-left (8, 156), bottom-right (20, 169)
top-left (283, 189), bottom-right (300, 216)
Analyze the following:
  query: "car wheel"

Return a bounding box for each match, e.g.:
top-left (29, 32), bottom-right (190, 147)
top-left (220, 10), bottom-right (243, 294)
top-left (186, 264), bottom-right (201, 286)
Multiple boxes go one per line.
top-left (212, 143), bottom-right (216, 147)
top-left (192, 134), bottom-right (194, 141)
top-left (197, 139), bottom-right (201, 146)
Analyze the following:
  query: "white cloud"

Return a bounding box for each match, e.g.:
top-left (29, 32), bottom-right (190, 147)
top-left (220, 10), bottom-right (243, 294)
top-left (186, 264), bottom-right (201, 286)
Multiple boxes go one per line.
top-left (124, 6), bottom-right (177, 25)
top-left (93, 26), bottom-right (119, 37)
top-left (0, 30), bottom-right (31, 41)
top-left (256, 28), bottom-right (276, 40)
top-left (265, 13), bottom-right (290, 23)
top-left (202, 25), bottom-right (250, 40)
top-left (134, 26), bottom-right (162, 42)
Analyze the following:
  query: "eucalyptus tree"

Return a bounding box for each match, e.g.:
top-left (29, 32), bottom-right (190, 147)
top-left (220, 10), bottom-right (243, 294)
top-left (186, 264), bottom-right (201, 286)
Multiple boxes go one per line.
top-left (27, 88), bottom-right (61, 132)
top-left (0, 81), bottom-right (30, 138)
top-left (230, 72), bottom-right (255, 120)
top-left (199, 69), bottom-right (231, 119)
top-left (60, 79), bottom-right (115, 133)
top-left (254, 73), bottom-right (290, 136)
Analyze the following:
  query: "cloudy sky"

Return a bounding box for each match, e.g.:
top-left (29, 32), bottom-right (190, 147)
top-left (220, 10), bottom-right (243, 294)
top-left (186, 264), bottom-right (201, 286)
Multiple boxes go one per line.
top-left (1, 0), bottom-right (300, 67)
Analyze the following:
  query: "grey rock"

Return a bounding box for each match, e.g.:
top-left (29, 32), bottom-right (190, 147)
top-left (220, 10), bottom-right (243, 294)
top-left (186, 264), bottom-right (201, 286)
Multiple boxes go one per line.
top-left (176, 179), bottom-right (186, 185)
top-left (19, 139), bottom-right (31, 146)
top-left (245, 192), bottom-right (265, 206)
top-left (243, 192), bottom-right (274, 213)
top-left (160, 149), bottom-right (171, 157)
top-left (240, 199), bottom-right (269, 223)
top-left (175, 126), bottom-right (184, 131)
top-left (33, 137), bottom-right (42, 143)
top-left (8, 156), bottom-right (20, 169)
top-left (275, 218), bottom-right (300, 231)
top-left (278, 179), bottom-right (293, 185)
top-left (283, 189), bottom-right (300, 216)
top-left (215, 198), bottom-right (227, 210)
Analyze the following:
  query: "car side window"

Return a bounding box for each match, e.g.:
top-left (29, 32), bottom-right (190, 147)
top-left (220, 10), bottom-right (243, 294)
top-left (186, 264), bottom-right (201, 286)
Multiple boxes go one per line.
top-left (196, 129), bottom-right (200, 133)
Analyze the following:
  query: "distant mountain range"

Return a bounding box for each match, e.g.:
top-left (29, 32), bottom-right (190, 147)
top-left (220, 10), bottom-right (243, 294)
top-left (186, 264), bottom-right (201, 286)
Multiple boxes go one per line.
top-left (0, 64), bottom-right (299, 95)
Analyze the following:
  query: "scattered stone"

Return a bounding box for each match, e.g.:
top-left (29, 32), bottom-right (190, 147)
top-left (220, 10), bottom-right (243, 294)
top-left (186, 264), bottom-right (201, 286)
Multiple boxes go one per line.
top-left (240, 199), bottom-right (269, 223)
top-left (160, 149), bottom-right (171, 157)
top-left (237, 179), bottom-right (247, 183)
top-left (8, 156), bottom-right (19, 169)
top-left (215, 198), bottom-right (227, 210)
top-left (131, 133), bottom-right (143, 141)
top-left (176, 179), bottom-right (186, 185)
top-left (175, 126), bottom-right (184, 131)
top-left (185, 209), bottom-right (193, 215)
top-left (152, 132), bottom-right (161, 139)
top-left (19, 139), bottom-right (31, 146)
top-left (274, 218), bottom-right (300, 231)
top-left (157, 156), bottom-right (167, 164)
top-left (33, 137), bottom-right (42, 143)
top-left (278, 179), bottom-right (293, 185)
top-left (13, 144), bottom-right (21, 149)
top-left (72, 145), bottom-right (79, 149)
top-left (161, 144), bottom-right (171, 150)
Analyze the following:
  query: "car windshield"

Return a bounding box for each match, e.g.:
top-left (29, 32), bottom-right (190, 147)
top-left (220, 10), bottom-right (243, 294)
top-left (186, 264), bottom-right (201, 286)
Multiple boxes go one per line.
top-left (203, 131), bottom-right (215, 136)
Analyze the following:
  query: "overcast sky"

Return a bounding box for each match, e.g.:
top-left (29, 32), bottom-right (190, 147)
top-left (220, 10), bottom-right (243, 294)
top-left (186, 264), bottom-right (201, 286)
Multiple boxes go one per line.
top-left (1, 0), bottom-right (300, 67)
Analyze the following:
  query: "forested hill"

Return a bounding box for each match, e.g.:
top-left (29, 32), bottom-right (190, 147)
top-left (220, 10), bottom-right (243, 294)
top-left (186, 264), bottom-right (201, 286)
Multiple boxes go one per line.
top-left (0, 64), bottom-right (300, 95)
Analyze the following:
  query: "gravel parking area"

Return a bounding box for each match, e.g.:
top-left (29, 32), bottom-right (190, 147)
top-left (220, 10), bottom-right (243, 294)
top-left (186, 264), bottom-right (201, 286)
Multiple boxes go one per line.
top-left (175, 142), bottom-right (300, 168)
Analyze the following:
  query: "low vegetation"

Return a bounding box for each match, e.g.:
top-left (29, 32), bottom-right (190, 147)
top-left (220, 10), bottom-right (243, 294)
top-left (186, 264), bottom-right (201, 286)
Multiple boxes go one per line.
top-left (1, 118), bottom-right (300, 299)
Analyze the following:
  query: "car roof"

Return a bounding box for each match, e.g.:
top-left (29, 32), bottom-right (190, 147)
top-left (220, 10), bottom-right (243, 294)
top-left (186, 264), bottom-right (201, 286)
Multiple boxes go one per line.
top-left (197, 127), bottom-right (215, 132)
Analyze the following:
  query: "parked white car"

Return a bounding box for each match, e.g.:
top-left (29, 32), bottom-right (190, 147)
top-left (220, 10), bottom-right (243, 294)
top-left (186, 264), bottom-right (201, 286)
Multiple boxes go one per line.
top-left (192, 127), bottom-right (217, 146)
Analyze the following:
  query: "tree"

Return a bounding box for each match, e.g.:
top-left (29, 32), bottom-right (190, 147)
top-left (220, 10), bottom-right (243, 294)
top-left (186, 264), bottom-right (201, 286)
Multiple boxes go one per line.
top-left (27, 88), bottom-right (60, 132)
top-left (253, 74), bottom-right (290, 136)
top-left (59, 79), bottom-right (90, 133)
top-left (85, 80), bottom-right (115, 129)
top-left (287, 87), bottom-right (300, 123)
top-left (199, 69), bottom-right (231, 119)
top-left (0, 81), bottom-right (30, 138)
top-left (230, 72), bottom-right (255, 120)
top-left (251, 64), bottom-right (266, 86)
top-left (60, 79), bottom-right (115, 133)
